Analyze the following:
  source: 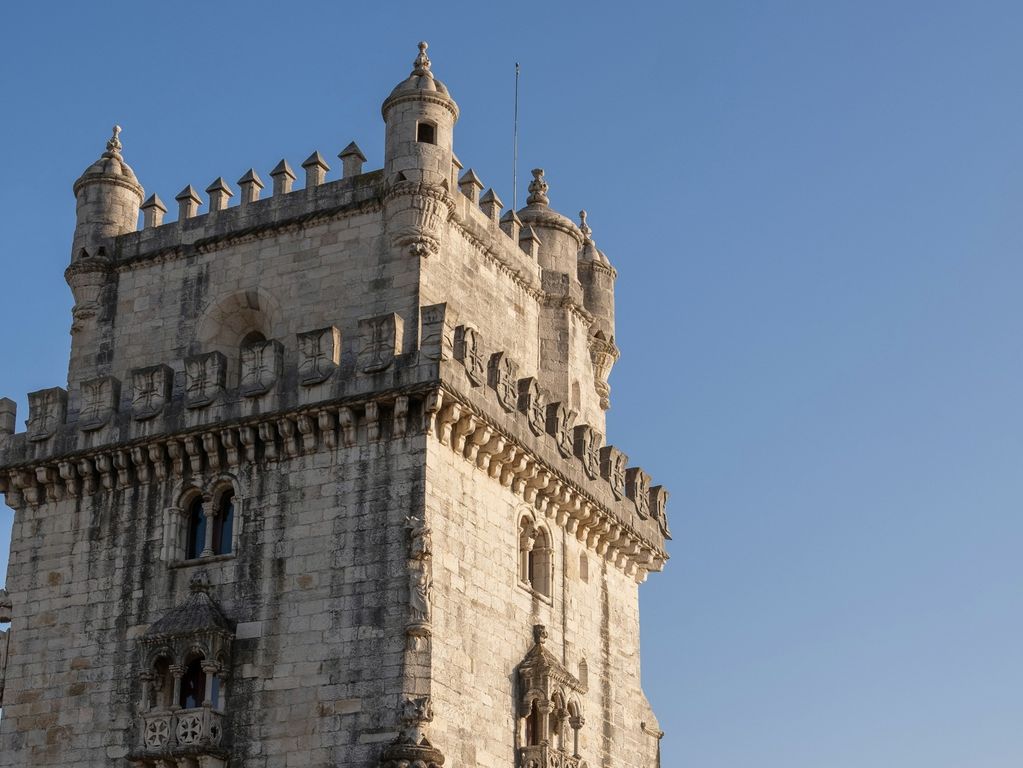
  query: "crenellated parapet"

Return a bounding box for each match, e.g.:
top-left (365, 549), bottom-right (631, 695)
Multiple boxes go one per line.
top-left (0, 301), bottom-right (669, 581)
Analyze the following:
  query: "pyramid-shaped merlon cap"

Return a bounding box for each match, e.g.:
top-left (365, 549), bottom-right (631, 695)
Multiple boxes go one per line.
top-left (175, 185), bottom-right (202, 203)
top-left (520, 225), bottom-right (542, 245)
top-left (302, 151), bottom-right (330, 171)
top-left (205, 177), bottom-right (234, 196)
top-left (237, 168), bottom-right (265, 188)
top-left (339, 142), bottom-right (367, 162)
top-left (140, 193), bottom-right (167, 213)
top-left (270, 159), bottom-right (296, 180)
top-left (500, 209), bottom-right (523, 226)
top-left (480, 188), bottom-right (504, 208)
top-left (458, 168), bottom-right (483, 187)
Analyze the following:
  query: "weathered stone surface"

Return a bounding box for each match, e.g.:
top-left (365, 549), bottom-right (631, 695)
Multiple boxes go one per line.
top-left (0, 42), bottom-right (668, 768)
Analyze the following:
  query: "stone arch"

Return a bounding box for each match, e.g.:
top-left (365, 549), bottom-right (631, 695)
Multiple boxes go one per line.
top-left (196, 288), bottom-right (284, 382)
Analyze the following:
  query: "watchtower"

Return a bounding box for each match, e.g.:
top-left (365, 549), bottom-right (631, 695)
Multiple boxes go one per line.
top-left (0, 43), bottom-right (670, 768)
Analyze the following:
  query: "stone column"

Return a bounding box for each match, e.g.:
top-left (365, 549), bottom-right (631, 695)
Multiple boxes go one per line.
top-left (200, 498), bottom-right (216, 558)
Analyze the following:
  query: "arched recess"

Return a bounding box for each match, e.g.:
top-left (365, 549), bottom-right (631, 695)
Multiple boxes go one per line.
top-left (195, 288), bottom-right (284, 382)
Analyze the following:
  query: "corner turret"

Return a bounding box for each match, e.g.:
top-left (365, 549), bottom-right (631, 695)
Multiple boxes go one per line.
top-left (517, 169), bottom-right (583, 276)
top-left (577, 211), bottom-right (619, 410)
top-left (381, 42), bottom-right (459, 188)
top-left (71, 126), bottom-right (143, 259)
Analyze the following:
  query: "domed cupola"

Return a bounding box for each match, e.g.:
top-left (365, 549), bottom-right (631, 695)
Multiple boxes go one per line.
top-left (71, 125), bottom-right (144, 260)
top-left (517, 169), bottom-right (584, 275)
top-left (382, 42), bottom-right (459, 186)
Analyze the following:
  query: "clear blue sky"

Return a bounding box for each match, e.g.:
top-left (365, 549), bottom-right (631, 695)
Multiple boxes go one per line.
top-left (1, 2), bottom-right (1021, 766)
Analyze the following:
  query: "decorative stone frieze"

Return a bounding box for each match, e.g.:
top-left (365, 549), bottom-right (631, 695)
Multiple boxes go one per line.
top-left (488, 351), bottom-right (519, 412)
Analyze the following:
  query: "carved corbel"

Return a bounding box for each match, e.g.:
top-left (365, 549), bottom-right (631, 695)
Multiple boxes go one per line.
top-left (489, 444), bottom-right (518, 480)
top-left (36, 466), bottom-right (62, 503)
top-left (436, 402), bottom-right (462, 446)
top-left (277, 418), bottom-right (300, 458)
top-left (338, 407), bottom-right (357, 448)
top-left (463, 424), bottom-right (492, 462)
top-left (393, 396), bottom-right (410, 438)
top-left (476, 434), bottom-right (505, 471)
top-left (423, 390), bottom-right (443, 436)
top-left (130, 446), bottom-right (151, 484)
top-left (95, 454), bottom-right (114, 490)
top-left (77, 458), bottom-right (98, 494)
top-left (58, 461), bottom-right (80, 496)
top-left (296, 414), bottom-right (317, 453)
top-left (317, 410), bottom-right (338, 450)
top-left (148, 443), bottom-right (168, 481)
top-left (166, 440), bottom-right (185, 476)
top-left (112, 451), bottom-right (133, 489)
top-left (258, 422), bottom-right (279, 460)
top-left (238, 426), bottom-right (258, 462)
top-left (202, 433), bottom-right (223, 473)
top-left (183, 436), bottom-right (204, 476)
top-left (220, 429), bottom-right (240, 466)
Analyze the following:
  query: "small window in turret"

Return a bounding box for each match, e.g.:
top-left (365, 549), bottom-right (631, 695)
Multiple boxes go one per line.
top-left (417, 121), bottom-right (436, 144)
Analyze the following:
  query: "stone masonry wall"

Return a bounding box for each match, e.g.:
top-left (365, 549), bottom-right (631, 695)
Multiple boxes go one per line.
top-left (0, 436), bottom-right (426, 767)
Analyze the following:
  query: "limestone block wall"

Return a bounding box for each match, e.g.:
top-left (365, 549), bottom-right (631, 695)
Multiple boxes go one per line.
top-left (0, 436), bottom-right (426, 767)
top-left (425, 442), bottom-right (660, 768)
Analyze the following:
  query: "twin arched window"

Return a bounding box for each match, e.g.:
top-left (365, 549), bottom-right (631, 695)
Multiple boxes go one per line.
top-left (184, 491), bottom-right (235, 560)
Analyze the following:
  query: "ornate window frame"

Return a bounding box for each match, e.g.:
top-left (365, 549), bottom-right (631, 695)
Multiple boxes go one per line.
top-left (164, 476), bottom-right (243, 566)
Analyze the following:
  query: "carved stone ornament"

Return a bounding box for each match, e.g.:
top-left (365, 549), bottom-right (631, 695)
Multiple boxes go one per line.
top-left (625, 467), bottom-right (651, 520)
top-left (387, 180), bottom-right (454, 259)
top-left (488, 352), bottom-right (519, 412)
top-left (406, 515), bottom-right (432, 562)
top-left (650, 485), bottom-right (671, 539)
top-left (588, 332), bottom-right (620, 411)
top-left (240, 339), bottom-right (283, 396)
top-left (131, 365), bottom-right (173, 420)
top-left (26, 387), bottom-right (68, 442)
top-left (358, 313), bottom-right (403, 373)
top-left (545, 402), bottom-right (576, 459)
top-left (409, 564), bottom-right (432, 624)
top-left (184, 352), bottom-right (226, 409)
top-left (454, 325), bottom-right (485, 386)
top-left (297, 326), bottom-right (341, 385)
top-left (419, 303), bottom-right (453, 361)
top-left (599, 446), bottom-right (628, 501)
top-left (518, 377), bottom-right (547, 437)
top-left (79, 376), bottom-right (121, 431)
top-left (573, 425), bottom-right (602, 481)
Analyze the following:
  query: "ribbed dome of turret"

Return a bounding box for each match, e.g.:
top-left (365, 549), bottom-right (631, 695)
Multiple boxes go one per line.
top-left (73, 126), bottom-right (141, 196)
top-left (517, 168), bottom-right (583, 244)
top-left (382, 42), bottom-right (459, 119)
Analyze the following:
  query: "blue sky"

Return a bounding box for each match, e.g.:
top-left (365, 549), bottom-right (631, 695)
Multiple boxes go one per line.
top-left (1, 2), bottom-right (1021, 765)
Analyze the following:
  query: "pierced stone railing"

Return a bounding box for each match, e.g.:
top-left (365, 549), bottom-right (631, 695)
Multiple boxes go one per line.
top-left (141, 707), bottom-right (224, 752)
top-left (519, 745), bottom-right (583, 768)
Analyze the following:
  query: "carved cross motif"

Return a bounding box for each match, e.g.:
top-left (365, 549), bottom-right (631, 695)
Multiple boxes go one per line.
top-left (184, 352), bottom-right (226, 409)
top-left (240, 340), bottom-right (282, 396)
top-left (518, 378), bottom-right (547, 437)
top-left (26, 388), bottom-right (67, 442)
top-left (625, 468), bottom-right (651, 519)
top-left (455, 325), bottom-right (485, 386)
top-left (545, 402), bottom-right (576, 459)
top-left (358, 313), bottom-right (402, 373)
top-left (573, 425), bottom-right (602, 480)
top-left (488, 352), bottom-right (519, 412)
top-left (131, 365), bottom-right (173, 421)
top-left (297, 326), bottom-right (340, 385)
top-left (419, 303), bottom-right (452, 361)
top-left (78, 376), bottom-right (120, 431)
top-left (599, 446), bottom-right (628, 500)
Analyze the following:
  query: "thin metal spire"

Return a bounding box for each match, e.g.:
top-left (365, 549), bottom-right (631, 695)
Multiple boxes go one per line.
top-left (513, 62), bottom-right (520, 210)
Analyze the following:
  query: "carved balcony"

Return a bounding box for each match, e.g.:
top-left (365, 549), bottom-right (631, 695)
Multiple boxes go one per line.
top-left (519, 744), bottom-right (584, 768)
top-left (130, 707), bottom-right (228, 768)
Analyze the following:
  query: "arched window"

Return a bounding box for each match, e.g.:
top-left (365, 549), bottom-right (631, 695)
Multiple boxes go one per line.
top-left (184, 497), bottom-right (206, 560)
top-left (179, 656), bottom-right (207, 709)
top-left (148, 656), bottom-right (173, 710)
top-left (240, 330), bottom-right (266, 346)
top-left (212, 491), bottom-right (234, 556)
top-left (525, 699), bottom-right (542, 746)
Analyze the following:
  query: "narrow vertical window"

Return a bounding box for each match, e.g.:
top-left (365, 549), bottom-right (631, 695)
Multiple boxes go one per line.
top-left (212, 491), bottom-right (235, 556)
top-left (179, 657), bottom-right (206, 709)
top-left (185, 498), bottom-right (206, 560)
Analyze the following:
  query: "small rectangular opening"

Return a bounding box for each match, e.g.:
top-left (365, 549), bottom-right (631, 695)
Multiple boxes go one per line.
top-left (417, 122), bottom-right (436, 144)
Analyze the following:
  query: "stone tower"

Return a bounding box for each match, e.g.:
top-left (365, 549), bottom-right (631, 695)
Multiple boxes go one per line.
top-left (0, 43), bottom-right (670, 768)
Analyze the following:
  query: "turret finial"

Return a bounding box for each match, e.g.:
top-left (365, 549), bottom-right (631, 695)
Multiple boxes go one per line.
top-left (579, 210), bottom-right (592, 240)
top-left (105, 124), bottom-right (122, 156)
top-left (413, 41), bottom-right (431, 74)
top-left (527, 168), bottom-right (549, 206)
